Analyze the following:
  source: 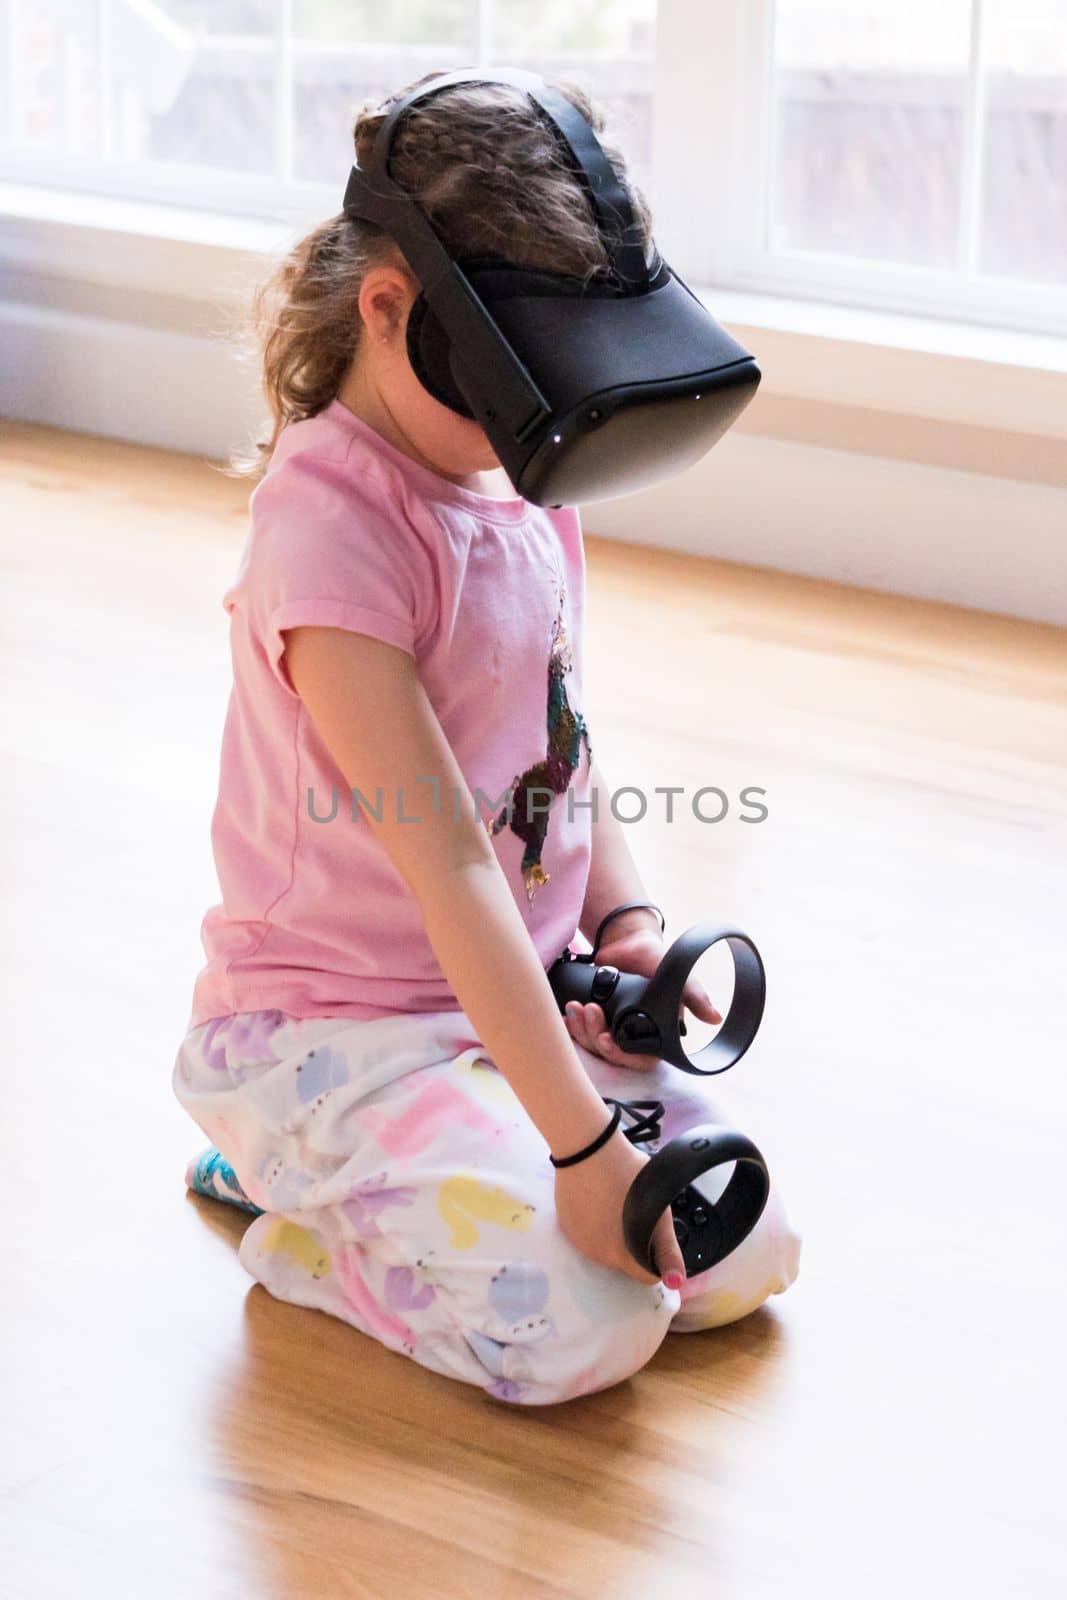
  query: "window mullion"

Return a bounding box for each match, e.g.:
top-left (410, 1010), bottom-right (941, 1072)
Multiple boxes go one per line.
top-left (6, 0), bottom-right (20, 144)
top-left (759, 0), bottom-right (779, 261)
top-left (96, 0), bottom-right (113, 160)
top-left (957, 0), bottom-right (988, 280)
top-left (275, 0), bottom-right (293, 190)
top-left (653, 0), bottom-right (749, 285)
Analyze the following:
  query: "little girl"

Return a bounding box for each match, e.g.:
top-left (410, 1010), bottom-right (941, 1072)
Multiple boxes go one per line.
top-left (172, 70), bottom-right (802, 1407)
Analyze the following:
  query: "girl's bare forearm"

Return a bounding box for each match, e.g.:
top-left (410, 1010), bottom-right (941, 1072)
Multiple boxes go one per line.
top-left (417, 857), bottom-right (614, 1158)
top-left (578, 757), bottom-right (659, 947)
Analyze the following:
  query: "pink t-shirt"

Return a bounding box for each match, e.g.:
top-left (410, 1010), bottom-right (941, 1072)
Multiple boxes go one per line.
top-left (186, 398), bottom-right (594, 1032)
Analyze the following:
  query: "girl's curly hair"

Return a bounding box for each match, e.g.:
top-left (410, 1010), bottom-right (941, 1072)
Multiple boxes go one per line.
top-left (224, 72), bottom-right (653, 480)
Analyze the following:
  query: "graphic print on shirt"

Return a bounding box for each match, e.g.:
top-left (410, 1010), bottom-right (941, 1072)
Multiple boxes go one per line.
top-left (485, 561), bottom-right (592, 902)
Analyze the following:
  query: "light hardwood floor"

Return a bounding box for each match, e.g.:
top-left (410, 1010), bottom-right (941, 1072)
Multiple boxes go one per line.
top-left (3, 418), bottom-right (1065, 1600)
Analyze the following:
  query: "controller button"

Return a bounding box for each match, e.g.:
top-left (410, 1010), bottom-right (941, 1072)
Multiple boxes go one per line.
top-left (591, 966), bottom-right (620, 1002)
top-left (691, 1137), bottom-right (710, 1151)
top-left (690, 1205), bottom-right (708, 1227)
top-left (673, 1218), bottom-right (690, 1247)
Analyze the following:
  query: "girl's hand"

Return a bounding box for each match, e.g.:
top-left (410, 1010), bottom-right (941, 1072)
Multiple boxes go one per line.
top-left (553, 1124), bottom-right (687, 1287)
top-left (561, 925), bottom-right (722, 1070)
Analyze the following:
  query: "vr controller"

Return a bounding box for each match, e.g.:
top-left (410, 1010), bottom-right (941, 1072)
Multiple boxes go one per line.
top-left (546, 920), bottom-right (771, 1279)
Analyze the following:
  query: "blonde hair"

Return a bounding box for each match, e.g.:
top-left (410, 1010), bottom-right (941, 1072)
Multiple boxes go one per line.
top-left (224, 71), bottom-right (653, 480)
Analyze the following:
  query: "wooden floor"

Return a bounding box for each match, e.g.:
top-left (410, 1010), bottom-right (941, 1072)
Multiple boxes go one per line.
top-left (4, 417), bottom-right (1066, 1599)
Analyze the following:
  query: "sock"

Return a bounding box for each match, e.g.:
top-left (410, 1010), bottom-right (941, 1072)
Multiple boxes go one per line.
top-left (184, 1146), bottom-right (265, 1216)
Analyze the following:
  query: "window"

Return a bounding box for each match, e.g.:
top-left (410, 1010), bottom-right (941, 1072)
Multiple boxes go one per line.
top-left (724, 0), bottom-right (1067, 333)
top-left (2, 0), bottom-right (1065, 337)
top-left (0, 0), bottom-right (655, 221)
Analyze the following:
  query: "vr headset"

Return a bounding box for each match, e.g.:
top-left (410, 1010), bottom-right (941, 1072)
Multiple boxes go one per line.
top-left (341, 66), bottom-right (760, 509)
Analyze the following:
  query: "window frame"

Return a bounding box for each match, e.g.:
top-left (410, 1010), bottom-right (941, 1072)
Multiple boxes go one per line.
top-left (715, 0), bottom-right (1067, 338)
top-left (1, 0), bottom-right (1065, 338)
top-left (0, 3), bottom-right (660, 232)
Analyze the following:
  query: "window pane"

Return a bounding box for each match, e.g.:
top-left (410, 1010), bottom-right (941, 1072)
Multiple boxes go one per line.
top-left (152, 1), bottom-right (273, 28)
top-left (979, 0), bottom-right (1067, 285)
top-left (291, 3), bottom-right (476, 183)
top-left (105, 2), bottom-right (276, 173)
top-left (289, 2), bottom-right (656, 202)
top-left (293, 1), bottom-right (472, 46)
top-left (770, 0), bottom-right (972, 269)
top-left (490, 0), bottom-right (656, 197)
top-left (6, 0), bottom-right (100, 153)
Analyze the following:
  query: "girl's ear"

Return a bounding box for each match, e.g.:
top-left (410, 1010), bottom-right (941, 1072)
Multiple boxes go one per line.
top-left (358, 265), bottom-right (417, 342)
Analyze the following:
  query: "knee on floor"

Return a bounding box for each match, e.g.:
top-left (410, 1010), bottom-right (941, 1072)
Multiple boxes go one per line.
top-left (472, 1271), bottom-right (679, 1406)
top-left (669, 1187), bottom-right (803, 1332)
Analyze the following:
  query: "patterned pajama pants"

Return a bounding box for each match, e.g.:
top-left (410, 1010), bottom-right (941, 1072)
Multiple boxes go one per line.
top-left (172, 1007), bottom-right (802, 1407)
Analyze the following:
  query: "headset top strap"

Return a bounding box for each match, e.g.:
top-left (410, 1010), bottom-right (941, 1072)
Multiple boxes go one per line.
top-left (361, 65), bottom-right (649, 291)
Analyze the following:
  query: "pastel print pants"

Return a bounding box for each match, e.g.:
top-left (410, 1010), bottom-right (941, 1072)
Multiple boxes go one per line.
top-left (172, 1007), bottom-right (802, 1407)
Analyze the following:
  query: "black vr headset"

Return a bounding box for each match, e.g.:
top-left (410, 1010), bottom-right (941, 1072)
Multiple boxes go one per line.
top-left (341, 66), bottom-right (761, 509)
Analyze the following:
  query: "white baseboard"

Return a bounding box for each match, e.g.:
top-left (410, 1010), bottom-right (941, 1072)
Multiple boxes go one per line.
top-left (4, 298), bottom-right (1065, 628)
top-left (587, 432), bottom-right (1067, 628)
top-left (0, 299), bottom-right (262, 460)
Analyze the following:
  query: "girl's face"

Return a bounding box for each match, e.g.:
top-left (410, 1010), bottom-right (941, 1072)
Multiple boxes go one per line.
top-left (337, 260), bottom-right (510, 492)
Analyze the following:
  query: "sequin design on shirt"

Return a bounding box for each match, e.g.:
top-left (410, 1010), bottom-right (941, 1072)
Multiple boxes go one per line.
top-left (485, 566), bottom-right (592, 902)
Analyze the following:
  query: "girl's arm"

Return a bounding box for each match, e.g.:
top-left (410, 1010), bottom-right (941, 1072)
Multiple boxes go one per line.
top-left (282, 624), bottom-right (615, 1160)
top-left (578, 755), bottom-right (663, 948)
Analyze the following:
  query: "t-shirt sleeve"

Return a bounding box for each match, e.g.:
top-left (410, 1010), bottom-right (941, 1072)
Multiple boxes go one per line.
top-left (230, 451), bottom-right (438, 695)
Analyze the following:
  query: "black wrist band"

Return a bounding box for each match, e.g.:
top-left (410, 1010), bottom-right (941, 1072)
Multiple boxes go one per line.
top-left (549, 1100), bottom-right (622, 1168)
top-left (592, 901), bottom-right (665, 953)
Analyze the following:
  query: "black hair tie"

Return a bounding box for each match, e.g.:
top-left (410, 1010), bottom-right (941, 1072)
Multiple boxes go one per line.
top-left (591, 902), bottom-right (665, 955)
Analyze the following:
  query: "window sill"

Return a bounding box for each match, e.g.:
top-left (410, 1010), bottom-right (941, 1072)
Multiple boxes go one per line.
top-left (2, 180), bottom-right (1066, 478)
top-left (708, 286), bottom-right (1067, 486)
top-left (705, 285), bottom-right (1067, 379)
top-left (0, 179), bottom-right (293, 258)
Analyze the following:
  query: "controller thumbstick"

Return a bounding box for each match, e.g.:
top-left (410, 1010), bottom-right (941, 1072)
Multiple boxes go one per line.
top-left (617, 1012), bottom-right (658, 1046)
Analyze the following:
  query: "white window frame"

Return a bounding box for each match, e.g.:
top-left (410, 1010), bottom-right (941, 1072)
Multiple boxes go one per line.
top-left (696, 0), bottom-right (1067, 339)
top-left (1, 0), bottom-right (1065, 339)
top-left (0, 0), bottom-right (658, 231)
top-left (0, 5), bottom-right (465, 228)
